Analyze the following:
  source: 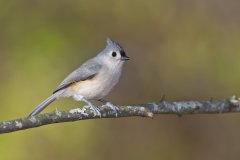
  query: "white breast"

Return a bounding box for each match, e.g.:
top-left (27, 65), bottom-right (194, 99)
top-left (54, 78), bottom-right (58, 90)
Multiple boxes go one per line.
top-left (63, 63), bottom-right (123, 100)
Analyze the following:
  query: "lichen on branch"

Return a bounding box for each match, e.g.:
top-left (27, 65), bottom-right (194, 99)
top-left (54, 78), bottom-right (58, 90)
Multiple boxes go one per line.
top-left (1, 96), bottom-right (240, 134)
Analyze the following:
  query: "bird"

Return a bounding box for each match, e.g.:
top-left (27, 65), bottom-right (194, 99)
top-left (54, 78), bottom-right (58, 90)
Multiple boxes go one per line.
top-left (28, 38), bottom-right (129, 117)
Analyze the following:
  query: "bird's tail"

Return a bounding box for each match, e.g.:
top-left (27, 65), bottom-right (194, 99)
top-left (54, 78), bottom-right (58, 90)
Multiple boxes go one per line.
top-left (28, 93), bottom-right (59, 117)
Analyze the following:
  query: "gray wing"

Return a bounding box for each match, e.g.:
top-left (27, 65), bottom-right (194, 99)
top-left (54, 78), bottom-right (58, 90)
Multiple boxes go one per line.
top-left (53, 58), bottom-right (102, 94)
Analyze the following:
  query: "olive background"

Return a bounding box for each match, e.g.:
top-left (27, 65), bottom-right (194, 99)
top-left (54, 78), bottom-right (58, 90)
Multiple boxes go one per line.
top-left (1, 0), bottom-right (240, 160)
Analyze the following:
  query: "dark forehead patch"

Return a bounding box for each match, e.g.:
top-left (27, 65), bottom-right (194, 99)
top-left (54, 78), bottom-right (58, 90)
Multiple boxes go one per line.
top-left (120, 50), bottom-right (126, 57)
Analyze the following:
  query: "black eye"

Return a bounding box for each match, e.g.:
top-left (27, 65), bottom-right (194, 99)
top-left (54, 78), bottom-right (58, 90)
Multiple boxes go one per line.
top-left (112, 52), bottom-right (117, 57)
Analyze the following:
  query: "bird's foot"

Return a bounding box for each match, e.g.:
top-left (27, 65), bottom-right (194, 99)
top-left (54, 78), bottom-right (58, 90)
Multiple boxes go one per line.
top-left (83, 104), bottom-right (101, 117)
top-left (105, 102), bottom-right (120, 117)
top-left (74, 95), bottom-right (101, 117)
top-left (90, 105), bottom-right (101, 117)
top-left (83, 105), bottom-right (102, 118)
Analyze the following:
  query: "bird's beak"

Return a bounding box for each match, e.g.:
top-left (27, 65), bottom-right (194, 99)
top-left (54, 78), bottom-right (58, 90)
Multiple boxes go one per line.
top-left (121, 55), bottom-right (130, 61)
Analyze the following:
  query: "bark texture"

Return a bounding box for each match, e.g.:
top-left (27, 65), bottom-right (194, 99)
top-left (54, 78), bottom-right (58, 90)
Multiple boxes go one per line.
top-left (1, 96), bottom-right (240, 134)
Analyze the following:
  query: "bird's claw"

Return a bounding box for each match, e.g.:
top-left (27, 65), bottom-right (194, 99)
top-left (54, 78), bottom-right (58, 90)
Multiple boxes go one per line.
top-left (105, 102), bottom-right (119, 117)
top-left (84, 105), bottom-right (101, 118)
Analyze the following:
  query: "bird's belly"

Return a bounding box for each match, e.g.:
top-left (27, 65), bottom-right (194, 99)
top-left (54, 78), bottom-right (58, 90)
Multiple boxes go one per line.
top-left (65, 79), bottom-right (112, 100)
top-left (62, 66), bottom-right (122, 100)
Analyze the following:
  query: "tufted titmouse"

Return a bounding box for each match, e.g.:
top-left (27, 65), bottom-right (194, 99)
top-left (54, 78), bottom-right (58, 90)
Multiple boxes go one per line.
top-left (29, 38), bottom-right (129, 117)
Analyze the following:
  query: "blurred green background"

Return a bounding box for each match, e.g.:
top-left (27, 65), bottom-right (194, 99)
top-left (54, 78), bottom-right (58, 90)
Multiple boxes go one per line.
top-left (1, 0), bottom-right (240, 159)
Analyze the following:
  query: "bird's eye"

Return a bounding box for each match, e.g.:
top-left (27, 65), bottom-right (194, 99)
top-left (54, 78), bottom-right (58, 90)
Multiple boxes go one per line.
top-left (112, 52), bottom-right (117, 57)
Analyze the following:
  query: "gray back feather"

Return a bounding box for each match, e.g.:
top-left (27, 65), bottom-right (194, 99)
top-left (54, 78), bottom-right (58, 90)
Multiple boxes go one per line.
top-left (53, 58), bottom-right (102, 93)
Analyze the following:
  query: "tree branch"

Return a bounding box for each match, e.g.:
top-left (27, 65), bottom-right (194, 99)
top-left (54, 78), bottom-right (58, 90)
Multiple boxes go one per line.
top-left (1, 96), bottom-right (240, 134)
